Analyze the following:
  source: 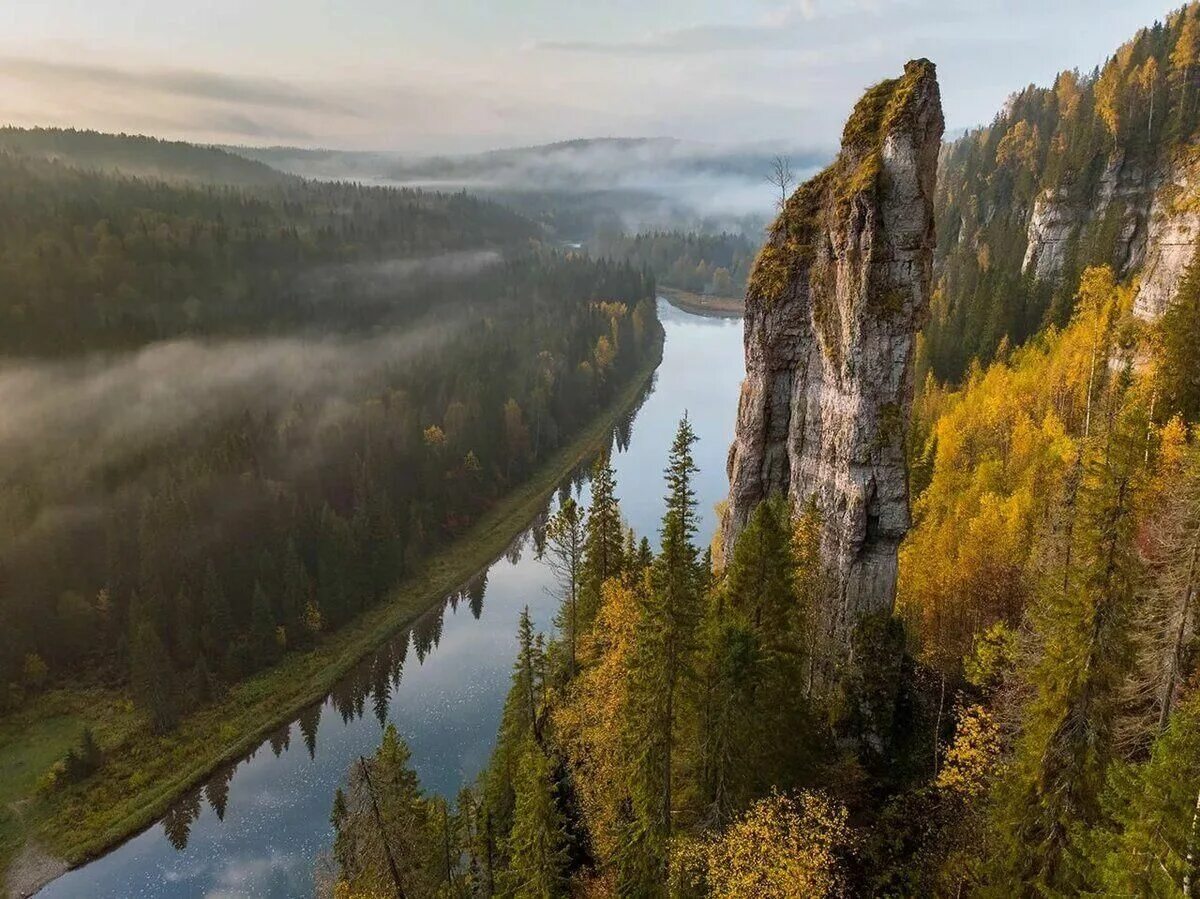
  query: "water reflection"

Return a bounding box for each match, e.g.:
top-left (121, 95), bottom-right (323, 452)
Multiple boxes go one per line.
top-left (39, 299), bottom-right (743, 898)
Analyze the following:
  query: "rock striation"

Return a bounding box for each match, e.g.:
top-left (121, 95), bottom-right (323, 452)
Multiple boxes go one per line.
top-left (1021, 146), bottom-right (1200, 322)
top-left (723, 60), bottom-right (944, 656)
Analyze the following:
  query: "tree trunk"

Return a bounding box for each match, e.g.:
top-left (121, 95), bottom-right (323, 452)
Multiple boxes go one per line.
top-left (1160, 531), bottom-right (1200, 731)
top-left (1185, 782), bottom-right (1200, 896)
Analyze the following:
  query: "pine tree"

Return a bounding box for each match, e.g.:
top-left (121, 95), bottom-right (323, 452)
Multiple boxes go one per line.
top-left (199, 559), bottom-right (232, 665)
top-left (622, 416), bottom-right (702, 880)
top-left (129, 618), bottom-right (180, 733)
top-left (507, 607), bottom-right (545, 745)
top-left (546, 498), bottom-right (586, 679)
top-left (1159, 250), bottom-right (1200, 423)
top-left (332, 723), bottom-right (443, 896)
top-left (250, 581), bottom-right (280, 666)
top-left (504, 742), bottom-right (569, 899)
top-left (991, 417), bottom-right (1144, 893)
top-left (581, 452), bottom-right (624, 627)
top-left (698, 497), bottom-right (811, 822)
top-left (280, 538), bottom-right (310, 632)
top-left (1078, 692), bottom-right (1200, 895)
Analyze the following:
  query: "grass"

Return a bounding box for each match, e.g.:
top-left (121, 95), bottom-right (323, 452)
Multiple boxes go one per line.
top-left (659, 287), bottom-right (744, 318)
top-left (0, 335), bottom-right (663, 894)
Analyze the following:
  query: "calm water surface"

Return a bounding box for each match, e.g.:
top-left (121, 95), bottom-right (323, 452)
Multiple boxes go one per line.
top-left (40, 299), bottom-right (743, 898)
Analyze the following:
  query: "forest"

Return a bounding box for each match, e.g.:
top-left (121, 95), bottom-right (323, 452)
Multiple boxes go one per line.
top-left (326, 269), bottom-right (1200, 899)
top-left (0, 134), bottom-right (663, 748)
top-left (587, 231), bottom-right (756, 299)
top-left (923, 0), bottom-right (1200, 382)
top-left (325, 5), bottom-right (1200, 898)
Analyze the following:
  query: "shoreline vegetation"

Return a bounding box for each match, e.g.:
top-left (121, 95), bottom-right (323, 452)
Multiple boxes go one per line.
top-left (1, 332), bottom-right (664, 899)
top-left (660, 286), bottom-right (744, 318)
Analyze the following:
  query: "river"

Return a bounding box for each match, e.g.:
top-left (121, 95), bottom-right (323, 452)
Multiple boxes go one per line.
top-left (39, 298), bottom-right (744, 898)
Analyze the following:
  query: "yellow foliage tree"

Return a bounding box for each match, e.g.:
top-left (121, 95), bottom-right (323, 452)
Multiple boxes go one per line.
top-left (669, 791), bottom-right (854, 899)
top-left (898, 267), bottom-right (1132, 671)
top-left (551, 576), bottom-right (642, 861)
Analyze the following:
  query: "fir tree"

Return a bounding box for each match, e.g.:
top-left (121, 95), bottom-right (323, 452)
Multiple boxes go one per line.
top-left (581, 452), bottom-right (624, 627)
top-left (504, 742), bottom-right (569, 899)
top-left (129, 618), bottom-right (180, 733)
top-left (546, 498), bottom-right (586, 679)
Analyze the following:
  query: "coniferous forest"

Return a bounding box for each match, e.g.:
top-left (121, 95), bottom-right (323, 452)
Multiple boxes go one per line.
top-left (0, 134), bottom-right (661, 742)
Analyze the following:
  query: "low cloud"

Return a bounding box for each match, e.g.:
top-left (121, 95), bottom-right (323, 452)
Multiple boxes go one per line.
top-left (0, 56), bottom-right (355, 115)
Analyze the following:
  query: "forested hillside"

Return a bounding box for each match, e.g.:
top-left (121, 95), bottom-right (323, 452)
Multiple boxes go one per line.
top-left (0, 137), bottom-right (662, 763)
top-left (0, 127), bottom-right (288, 186)
top-left (0, 148), bottom-right (540, 353)
top-left (589, 231), bottom-right (755, 298)
top-left (924, 2), bottom-right (1200, 381)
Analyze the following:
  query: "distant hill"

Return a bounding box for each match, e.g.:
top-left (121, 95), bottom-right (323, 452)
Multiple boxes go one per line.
top-left (0, 127), bottom-right (291, 186)
top-left (229, 137), bottom-right (828, 238)
top-left (231, 137), bottom-right (825, 189)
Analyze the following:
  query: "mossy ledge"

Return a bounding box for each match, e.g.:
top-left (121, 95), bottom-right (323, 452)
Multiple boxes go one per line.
top-left (747, 58), bottom-right (939, 309)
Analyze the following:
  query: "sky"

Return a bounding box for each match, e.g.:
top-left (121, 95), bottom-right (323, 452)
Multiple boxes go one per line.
top-left (0, 0), bottom-right (1181, 154)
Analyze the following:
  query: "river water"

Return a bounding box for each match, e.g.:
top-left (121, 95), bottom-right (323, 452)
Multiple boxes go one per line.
top-left (39, 299), bottom-right (744, 898)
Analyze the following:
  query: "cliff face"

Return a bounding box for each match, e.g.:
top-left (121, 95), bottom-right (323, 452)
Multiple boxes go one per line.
top-left (1021, 147), bottom-right (1199, 321)
top-left (724, 60), bottom-right (944, 653)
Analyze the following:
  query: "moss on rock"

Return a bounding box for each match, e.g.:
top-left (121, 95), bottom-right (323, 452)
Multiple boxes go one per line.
top-left (747, 59), bottom-right (937, 309)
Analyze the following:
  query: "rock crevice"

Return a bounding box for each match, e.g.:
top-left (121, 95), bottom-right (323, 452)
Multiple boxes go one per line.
top-left (724, 59), bottom-right (943, 655)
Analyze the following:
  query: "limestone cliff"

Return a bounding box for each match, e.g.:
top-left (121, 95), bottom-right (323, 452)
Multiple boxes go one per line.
top-left (1021, 146), bottom-right (1200, 321)
top-left (723, 60), bottom-right (943, 654)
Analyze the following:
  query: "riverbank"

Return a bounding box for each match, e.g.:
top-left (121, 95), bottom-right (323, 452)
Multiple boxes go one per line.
top-left (660, 286), bottom-right (744, 318)
top-left (1, 333), bottom-right (663, 899)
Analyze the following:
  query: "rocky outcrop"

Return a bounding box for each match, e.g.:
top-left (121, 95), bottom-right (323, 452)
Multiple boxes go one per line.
top-left (1022, 189), bottom-right (1087, 280)
top-left (723, 60), bottom-right (943, 655)
top-left (1020, 146), bottom-right (1200, 321)
top-left (1022, 150), bottom-right (1153, 282)
top-left (1135, 150), bottom-right (1200, 320)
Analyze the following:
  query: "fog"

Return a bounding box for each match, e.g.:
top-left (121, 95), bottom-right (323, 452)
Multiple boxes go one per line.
top-left (232, 138), bottom-right (829, 234)
top-left (301, 249), bottom-right (503, 301)
top-left (1, 318), bottom-right (454, 482)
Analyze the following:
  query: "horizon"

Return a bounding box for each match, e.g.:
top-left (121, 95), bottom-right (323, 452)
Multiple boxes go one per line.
top-left (0, 0), bottom-right (1178, 154)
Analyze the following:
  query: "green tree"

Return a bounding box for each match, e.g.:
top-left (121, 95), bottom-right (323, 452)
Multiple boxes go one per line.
top-left (129, 619), bottom-right (179, 733)
top-left (581, 452), bottom-right (624, 627)
top-left (623, 415), bottom-right (702, 883)
top-left (546, 498), bottom-right (586, 679)
top-left (250, 581), bottom-right (280, 666)
top-left (333, 724), bottom-right (444, 897)
top-left (504, 742), bottom-right (569, 898)
top-left (1159, 250), bottom-right (1200, 423)
top-left (989, 421), bottom-right (1144, 893)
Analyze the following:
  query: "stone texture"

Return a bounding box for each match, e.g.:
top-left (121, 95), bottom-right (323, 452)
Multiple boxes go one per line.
top-left (1019, 145), bottom-right (1198, 322)
top-left (723, 60), bottom-right (943, 655)
top-left (1022, 188), bottom-right (1086, 280)
top-left (1135, 151), bottom-right (1200, 320)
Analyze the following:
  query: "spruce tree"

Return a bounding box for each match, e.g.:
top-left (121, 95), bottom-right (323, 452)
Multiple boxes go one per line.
top-left (504, 742), bottom-right (569, 898)
top-left (1159, 249), bottom-right (1200, 423)
top-left (992, 419), bottom-right (1144, 893)
top-left (546, 499), bottom-right (586, 679)
top-left (200, 559), bottom-right (232, 665)
top-left (581, 452), bottom-right (624, 627)
top-left (623, 415), bottom-right (702, 879)
top-left (129, 618), bottom-right (179, 733)
top-left (250, 581), bottom-right (280, 666)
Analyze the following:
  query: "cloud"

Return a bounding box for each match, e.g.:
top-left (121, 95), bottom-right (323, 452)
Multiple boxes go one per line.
top-left (0, 56), bottom-right (355, 115)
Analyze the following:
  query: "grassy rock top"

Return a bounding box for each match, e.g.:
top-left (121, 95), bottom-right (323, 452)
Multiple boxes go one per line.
top-left (748, 59), bottom-right (938, 307)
